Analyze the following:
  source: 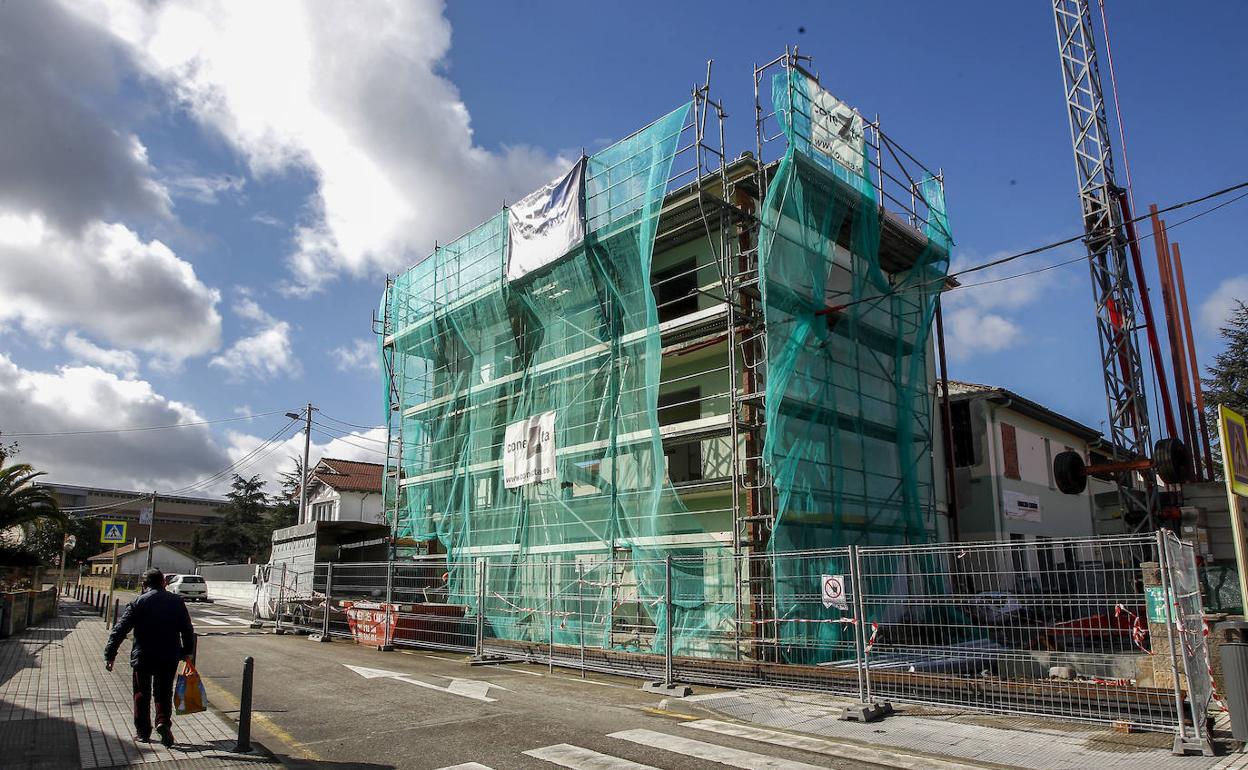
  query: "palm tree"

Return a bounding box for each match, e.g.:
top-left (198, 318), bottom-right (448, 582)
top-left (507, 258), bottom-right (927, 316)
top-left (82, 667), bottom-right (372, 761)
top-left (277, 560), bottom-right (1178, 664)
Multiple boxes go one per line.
top-left (0, 463), bottom-right (64, 533)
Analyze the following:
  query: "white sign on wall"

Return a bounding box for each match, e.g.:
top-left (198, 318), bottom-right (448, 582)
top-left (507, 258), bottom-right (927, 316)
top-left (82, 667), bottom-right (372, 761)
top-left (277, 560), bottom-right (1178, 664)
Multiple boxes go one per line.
top-left (807, 79), bottom-right (865, 178)
top-left (503, 411), bottom-right (557, 488)
top-left (1003, 490), bottom-right (1042, 523)
top-left (821, 574), bottom-right (848, 610)
top-left (506, 157), bottom-right (586, 282)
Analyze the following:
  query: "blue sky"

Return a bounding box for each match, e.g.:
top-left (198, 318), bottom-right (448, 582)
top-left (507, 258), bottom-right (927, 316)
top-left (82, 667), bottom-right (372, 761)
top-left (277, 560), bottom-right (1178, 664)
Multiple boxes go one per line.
top-left (1, 1), bottom-right (1244, 495)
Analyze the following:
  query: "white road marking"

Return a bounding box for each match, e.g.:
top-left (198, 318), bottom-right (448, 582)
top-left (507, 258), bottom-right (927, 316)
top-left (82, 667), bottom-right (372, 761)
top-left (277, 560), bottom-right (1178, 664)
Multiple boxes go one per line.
top-left (343, 664), bottom-right (501, 703)
top-left (609, 728), bottom-right (827, 770)
top-left (684, 719), bottom-right (986, 770)
top-left (196, 608), bottom-right (229, 615)
top-left (434, 764), bottom-right (495, 770)
top-left (525, 743), bottom-right (658, 769)
top-left (499, 665), bottom-right (544, 677)
top-left (197, 617), bottom-right (231, 626)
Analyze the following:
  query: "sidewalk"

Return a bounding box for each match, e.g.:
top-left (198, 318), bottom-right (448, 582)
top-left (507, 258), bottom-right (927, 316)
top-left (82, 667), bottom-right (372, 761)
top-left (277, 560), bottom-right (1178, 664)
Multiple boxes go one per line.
top-left (0, 597), bottom-right (277, 769)
top-left (670, 687), bottom-right (1248, 770)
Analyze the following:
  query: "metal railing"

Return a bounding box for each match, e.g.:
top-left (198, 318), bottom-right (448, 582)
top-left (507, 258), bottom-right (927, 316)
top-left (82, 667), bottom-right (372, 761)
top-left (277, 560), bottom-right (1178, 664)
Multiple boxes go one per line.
top-left (286, 532), bottom-right (1212, 737)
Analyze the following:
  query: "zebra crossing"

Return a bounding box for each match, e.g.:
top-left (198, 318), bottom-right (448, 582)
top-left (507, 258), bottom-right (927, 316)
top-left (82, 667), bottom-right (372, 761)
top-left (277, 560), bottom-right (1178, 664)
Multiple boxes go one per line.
top-left (187, 605), bottom-right (255, 627)
top-left (434, 719), bottom-right (955, 770)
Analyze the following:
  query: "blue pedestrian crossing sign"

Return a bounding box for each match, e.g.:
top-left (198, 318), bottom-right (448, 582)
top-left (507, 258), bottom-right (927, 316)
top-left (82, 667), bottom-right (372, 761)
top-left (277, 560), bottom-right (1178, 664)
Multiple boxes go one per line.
top-left (100, 520), bottom-right (127, 544)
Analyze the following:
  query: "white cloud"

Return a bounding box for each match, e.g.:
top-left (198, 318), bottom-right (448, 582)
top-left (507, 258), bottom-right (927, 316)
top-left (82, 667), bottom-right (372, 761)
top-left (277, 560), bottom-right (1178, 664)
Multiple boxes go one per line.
top-left (0, 2), bottom-right (171, 233)
top-left (0, 354), bottom-right (229, 491)
top-left (164, 172), bottom-right (246, 205)
top-left (63, 332), bottom-right (140, 378)
top-left (209, 297), bottom-right (298, 380)
top-left (1200, 274), bottom-right (1248, 334)
top-left (221, 426), bottom-right (388, 492)
top-left (331, 338), bottom-right (379, 374)
top-left (68, 0), bottom-right (566, 293)
top-left (941, 249), bottom-right (1063, 361)
top-left (0, 211), bottom-right (222, 362)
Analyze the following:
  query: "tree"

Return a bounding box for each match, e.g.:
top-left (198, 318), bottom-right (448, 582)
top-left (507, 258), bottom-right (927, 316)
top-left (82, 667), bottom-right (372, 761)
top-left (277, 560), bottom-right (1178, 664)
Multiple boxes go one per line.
top-left (193, 474), bottom-right (270, 563)
top-left (0, 462), bottom-right (64, 535)
top-left (22, 516), bottom-right (96, 567)
top-left (0, 430), bottom-right (18, 465)
top-left (266, 457), bottom-right (302, 534)
top-left (1204, 299), bottom-right (1248, 478)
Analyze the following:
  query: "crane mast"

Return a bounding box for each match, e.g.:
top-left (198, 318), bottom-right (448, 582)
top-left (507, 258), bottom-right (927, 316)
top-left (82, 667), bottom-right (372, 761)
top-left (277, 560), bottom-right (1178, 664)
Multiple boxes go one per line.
top-left (1051, 0), bottom-right (1157, 530)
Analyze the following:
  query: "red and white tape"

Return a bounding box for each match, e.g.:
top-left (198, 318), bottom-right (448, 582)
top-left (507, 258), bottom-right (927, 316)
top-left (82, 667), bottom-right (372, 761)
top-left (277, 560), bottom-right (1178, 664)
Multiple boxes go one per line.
top-left (1113, 604), bottom-right (1153, 656)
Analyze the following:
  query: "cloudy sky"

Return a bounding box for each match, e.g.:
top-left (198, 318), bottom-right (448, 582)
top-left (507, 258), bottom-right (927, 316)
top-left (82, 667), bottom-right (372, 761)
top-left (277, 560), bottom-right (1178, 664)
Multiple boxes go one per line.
top-left (1, 1), bottom-right (1245, 498)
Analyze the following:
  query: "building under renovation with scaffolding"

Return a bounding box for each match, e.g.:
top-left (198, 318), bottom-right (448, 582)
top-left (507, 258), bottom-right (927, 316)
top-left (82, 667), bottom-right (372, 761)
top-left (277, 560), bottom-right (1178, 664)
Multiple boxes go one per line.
top-left (378, 52), bottom-right (952, 661)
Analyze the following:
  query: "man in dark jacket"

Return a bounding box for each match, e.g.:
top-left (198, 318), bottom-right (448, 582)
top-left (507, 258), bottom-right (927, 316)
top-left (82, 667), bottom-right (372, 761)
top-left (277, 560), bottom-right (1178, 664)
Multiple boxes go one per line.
top-left (104, 568), bottom-right (196, 746)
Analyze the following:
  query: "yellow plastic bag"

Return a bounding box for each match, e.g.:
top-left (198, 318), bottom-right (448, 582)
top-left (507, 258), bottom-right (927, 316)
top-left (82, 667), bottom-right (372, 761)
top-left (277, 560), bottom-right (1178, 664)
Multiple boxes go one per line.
top-left (174, 660), bottom-right (207, 715)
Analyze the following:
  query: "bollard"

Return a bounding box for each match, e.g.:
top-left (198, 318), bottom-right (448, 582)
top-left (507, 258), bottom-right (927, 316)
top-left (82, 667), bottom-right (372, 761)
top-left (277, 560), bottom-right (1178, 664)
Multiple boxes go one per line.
top-left (113, 599), bottom-right (120, 626)
top-left (234, 657), bottom-right (254, 753)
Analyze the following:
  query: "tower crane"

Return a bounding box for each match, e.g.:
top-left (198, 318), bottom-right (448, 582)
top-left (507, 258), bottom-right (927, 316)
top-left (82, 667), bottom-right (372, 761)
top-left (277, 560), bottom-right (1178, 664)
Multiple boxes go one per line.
top-left (1049, 0), bottom-right (1191, 531)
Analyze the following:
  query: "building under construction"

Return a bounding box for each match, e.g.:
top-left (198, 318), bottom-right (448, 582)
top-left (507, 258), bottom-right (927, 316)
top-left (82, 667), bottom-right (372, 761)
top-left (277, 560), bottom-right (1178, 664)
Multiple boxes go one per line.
top-left (378, 51), bottom-right (952, 658)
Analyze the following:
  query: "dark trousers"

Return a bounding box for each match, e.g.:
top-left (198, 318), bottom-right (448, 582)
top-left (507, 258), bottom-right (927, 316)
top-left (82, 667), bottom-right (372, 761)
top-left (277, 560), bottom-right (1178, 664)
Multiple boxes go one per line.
top-left (132, 662), bottom-right (179, 737)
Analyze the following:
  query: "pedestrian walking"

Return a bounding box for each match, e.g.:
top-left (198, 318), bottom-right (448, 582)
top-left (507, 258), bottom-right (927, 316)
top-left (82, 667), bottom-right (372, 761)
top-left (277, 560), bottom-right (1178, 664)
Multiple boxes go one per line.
top-left (104, 568), bottom-right (197, 747)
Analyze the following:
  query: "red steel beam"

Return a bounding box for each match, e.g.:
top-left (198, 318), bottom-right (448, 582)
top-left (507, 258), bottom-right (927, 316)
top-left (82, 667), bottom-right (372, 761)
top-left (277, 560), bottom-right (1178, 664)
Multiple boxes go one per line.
top-left (1171, 242), bottom-right (1216, 481)
top-left (1118, 192), bottom-right (1177, 440)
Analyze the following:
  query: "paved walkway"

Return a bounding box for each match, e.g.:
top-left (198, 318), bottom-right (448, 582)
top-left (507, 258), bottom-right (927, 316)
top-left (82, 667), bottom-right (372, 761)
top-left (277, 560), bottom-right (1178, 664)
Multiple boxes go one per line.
top-left (0, 597), bottom-right (277, 769)
top-left (674, 688), bottom-right (1248, 770)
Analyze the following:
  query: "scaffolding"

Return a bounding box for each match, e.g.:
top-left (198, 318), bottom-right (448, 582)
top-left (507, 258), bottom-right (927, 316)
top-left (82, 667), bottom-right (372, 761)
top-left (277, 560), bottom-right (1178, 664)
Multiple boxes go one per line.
top-left (378, 50), bottom-right (952, 661)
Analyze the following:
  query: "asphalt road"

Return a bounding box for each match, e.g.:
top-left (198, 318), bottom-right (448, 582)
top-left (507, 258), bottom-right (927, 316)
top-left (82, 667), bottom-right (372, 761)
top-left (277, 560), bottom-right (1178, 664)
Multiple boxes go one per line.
top-left (180, 603), bottom-right (886, 770)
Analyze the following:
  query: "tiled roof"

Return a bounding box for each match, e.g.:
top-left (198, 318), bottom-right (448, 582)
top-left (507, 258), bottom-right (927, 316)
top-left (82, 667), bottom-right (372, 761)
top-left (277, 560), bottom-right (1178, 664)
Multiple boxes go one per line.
top-left (313, 458), bottom-right (384, 494)
top-left (86, 541), bottom-right (194, 561)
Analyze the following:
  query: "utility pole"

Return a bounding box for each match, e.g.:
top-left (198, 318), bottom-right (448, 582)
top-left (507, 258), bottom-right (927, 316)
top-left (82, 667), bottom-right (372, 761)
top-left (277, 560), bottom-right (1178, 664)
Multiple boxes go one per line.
top-left (145, 491), bottom-right (157, 570)
top-left (287, 404), bottom-right (315, 524)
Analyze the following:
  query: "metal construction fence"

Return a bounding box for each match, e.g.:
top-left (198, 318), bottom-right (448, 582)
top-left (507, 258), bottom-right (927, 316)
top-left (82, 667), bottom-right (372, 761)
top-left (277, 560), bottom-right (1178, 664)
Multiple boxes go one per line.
top-left (273, 532), bottom-right (1214, 742)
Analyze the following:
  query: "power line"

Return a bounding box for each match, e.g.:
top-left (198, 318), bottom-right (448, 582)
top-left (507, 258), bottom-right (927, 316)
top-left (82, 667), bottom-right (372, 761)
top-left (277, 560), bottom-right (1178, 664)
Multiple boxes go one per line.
top-left (167, 418), bottom-right (299, 496)
top-left (317, 412), bottom-right (384, 432)
top-left (309, 427), bottom-right (389, 458)
top-left (310, 420), bottom-right (387, 444)
top-left (5, 409), bottom-right (289, 438)
top-left (950, 187), bottom-right (1248, 294)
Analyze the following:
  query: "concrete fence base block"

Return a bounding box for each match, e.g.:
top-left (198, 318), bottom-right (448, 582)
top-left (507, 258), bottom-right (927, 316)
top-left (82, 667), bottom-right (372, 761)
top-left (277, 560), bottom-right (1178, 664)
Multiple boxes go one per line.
top-left (470, 653), bottom-right (519, 666)
top-left (840, 701), bottom-right (894, 722)
top-left (307, 633), bottom-right (332, 643)
top-left (642, 681), bottom-right (693, 697)
top-left (377, 644), bottom-right (394, 652)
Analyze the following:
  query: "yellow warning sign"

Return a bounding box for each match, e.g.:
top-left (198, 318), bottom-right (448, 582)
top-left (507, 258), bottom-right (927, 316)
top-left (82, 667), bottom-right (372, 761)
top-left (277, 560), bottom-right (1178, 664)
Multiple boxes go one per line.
top-left (100, 520), bottom-right (127, 544)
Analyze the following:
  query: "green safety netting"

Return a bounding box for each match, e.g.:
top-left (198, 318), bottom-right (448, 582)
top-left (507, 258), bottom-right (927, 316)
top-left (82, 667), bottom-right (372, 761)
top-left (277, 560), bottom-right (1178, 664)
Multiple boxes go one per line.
top-left (761, 70), bottom-right (951, 660)
top-left (379, 70), bottom-right (951, 664)
top-left (381, 103), bottom-right (727, 653)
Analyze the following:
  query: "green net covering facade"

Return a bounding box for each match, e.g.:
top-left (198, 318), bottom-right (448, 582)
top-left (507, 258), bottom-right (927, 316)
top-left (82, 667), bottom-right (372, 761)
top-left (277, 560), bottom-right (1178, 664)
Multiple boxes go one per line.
top-left (380, 65), bottom-right (951, 661)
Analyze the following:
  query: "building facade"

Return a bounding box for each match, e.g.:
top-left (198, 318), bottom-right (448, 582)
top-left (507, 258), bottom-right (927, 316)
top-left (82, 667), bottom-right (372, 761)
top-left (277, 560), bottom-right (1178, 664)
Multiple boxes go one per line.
top-left (38, 484), bottom-right (225, 555)
top-left (88, 541), bottom-right (197, 577)
top-left (302, 458), bottom-right (385, 525)
top-left (377, 55), bottom-right (953, 661)
top-left (943, 380), bottom-right (1118, 543)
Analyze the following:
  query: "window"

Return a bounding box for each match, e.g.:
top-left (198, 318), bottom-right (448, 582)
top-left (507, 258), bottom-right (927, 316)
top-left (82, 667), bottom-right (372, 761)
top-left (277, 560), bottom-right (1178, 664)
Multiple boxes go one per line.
top-left (1000, 422), bottom-right (1020, 480)
top-left (652, 257), bottom-right (699, 323)
top-left (950, 401), bottom-right (976, 467)
top-left (659, 387), bottom-right (703, 483)
top-left (311, 501), bottom-right (335, 522)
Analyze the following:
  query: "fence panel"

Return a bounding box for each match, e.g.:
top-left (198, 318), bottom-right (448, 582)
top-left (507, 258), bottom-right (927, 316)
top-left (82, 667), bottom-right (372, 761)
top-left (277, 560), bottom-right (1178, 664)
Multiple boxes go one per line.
top-left (299, 532), bottom-right (1210, 735)
top-left (856, 534), bottom-right (1179, 730)
top-left (1164, 533), bottom-right (1217, 749)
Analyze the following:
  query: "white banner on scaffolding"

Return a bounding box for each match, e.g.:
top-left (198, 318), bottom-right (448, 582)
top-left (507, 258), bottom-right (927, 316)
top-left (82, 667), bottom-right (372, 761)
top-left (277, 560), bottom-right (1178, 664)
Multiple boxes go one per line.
top-left (806, 78), bottom-right (865, 178)
top-left (503, 410), bottom-right (557, 488)
top-left (1003, 490), bottom-right (1042, 523)
top-left (506, 157), bottom-right (586, 281)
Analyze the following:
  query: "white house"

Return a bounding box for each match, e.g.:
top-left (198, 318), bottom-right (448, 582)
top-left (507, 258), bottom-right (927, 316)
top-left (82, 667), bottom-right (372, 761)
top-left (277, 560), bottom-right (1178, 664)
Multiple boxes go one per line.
top-left (87, 541), bottom-right (197, 577)
top-left (942, 380), bottom-right (1121, 545)
top-left (302, 458), bottom-right (385, 525)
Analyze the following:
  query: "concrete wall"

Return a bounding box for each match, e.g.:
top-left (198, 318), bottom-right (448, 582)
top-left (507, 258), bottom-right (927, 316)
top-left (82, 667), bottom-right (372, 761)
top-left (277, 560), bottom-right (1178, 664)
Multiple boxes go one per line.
top-left (205, 580), bottom-right (255, 609)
